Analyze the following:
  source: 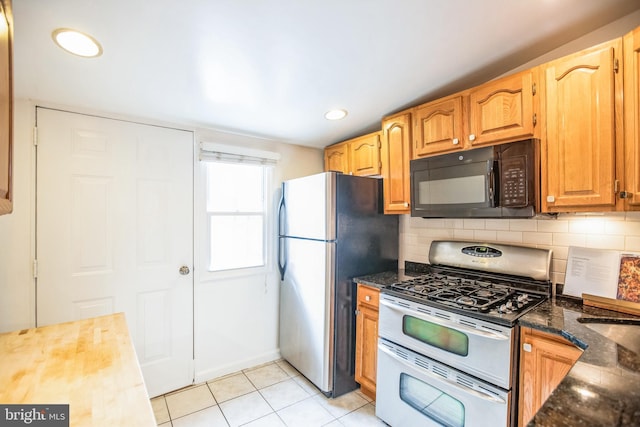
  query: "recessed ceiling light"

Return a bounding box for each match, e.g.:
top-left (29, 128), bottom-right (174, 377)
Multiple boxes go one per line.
top-left (324, 109), bottom-right (348, 120)
top-left (52, 28), bottom-right (103, 58)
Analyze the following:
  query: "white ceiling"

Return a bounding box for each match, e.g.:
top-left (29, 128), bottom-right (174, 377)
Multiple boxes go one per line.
top-left (12, 0), bottom-right (640, 148)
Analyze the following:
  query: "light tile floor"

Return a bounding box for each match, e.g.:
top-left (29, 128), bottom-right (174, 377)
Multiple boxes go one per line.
top-left (150, 359), bottom-right (388, 427)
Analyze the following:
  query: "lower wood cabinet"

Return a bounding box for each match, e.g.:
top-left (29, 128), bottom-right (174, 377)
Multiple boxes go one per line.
top-left (518, 327), bottom-right (582, 427)
top-left (354, 283), bottom-right (380, 399)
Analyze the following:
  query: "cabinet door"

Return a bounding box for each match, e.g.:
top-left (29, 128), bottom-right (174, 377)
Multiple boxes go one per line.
top-left (543, 39), bottom-right (621, 211)
top-left (324, 142), bottom-right (350, 174)
top-left (350, 132), bottom-right (381, 176)
top-left (518, 328), bottom-right (582, 427)
top-left (355, 284), bottom-right (380, 400)
top-left (624, 27), bottom-right (640, 208)
top-left (0, 0), bottom-right (12, 215)
top-left (381, 112), bottom-right (412, 214)
top-left (413, 96), bottom-right (465, 157)
top-left (469, 70), bottom-right (537, 146)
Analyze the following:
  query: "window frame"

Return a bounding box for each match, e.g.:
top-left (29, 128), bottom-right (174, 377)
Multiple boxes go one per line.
top-left (197, 145), bottom-right (277, 282)
top-left (204, 161), bottom-right (271, 273)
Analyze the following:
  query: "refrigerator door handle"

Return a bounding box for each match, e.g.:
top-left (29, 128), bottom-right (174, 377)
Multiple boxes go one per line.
top-left (277, 190), bottom-right (287, 280)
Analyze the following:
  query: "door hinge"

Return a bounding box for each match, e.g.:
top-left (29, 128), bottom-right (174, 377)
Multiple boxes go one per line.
top-left (33, 127), bottom-right (38, 146)
top-left (533, 113), bottom-right (537, 127)
top-left (532, 82), bottom-right (537, 96)
top-left (614, 58), bottom-right (619, 74)
top-left (615, 180), bottom-right (620, 193)
top-left (33, 259), bottom-right (38, 279)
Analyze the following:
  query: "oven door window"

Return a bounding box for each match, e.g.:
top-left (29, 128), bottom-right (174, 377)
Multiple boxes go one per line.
top-left (400, 373), bottom-right (464, 427)
top-left (403, 315), bottom-right (469, 356)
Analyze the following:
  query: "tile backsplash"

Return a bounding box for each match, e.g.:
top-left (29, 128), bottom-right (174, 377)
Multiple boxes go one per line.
top-left (399, 212), bottom-right (640, 285)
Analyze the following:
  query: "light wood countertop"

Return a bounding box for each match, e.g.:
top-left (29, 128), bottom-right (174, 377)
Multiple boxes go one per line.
top-left (0, 313), bottom-right (156, 426)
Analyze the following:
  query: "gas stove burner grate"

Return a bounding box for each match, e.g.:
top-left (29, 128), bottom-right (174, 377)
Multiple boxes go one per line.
top-left (386, 269), bottom-right (542, 314)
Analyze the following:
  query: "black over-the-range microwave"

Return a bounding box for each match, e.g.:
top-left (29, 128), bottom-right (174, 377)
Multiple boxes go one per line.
top-left (410, 139), bottom-right (540, 218)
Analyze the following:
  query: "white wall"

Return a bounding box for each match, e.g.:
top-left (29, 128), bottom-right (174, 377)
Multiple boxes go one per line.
top-left (401, 11), bottom-right (640, 291)
top-left (504, 9), bottom-right (640, 76)
top-left (192, 128), bottom-right (323, 382)
top-left (0, 101), bottom-right (323, 346)
top-left (0, 101), bottom-right (35, 333)
top-left (400, 213), bottom-right (640, 287)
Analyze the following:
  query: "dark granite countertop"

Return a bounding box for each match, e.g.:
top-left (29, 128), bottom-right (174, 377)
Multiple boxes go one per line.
top-left (520, 296), bottom-right (640, 427)
top-left (353, 266), bottom-right (640, 426)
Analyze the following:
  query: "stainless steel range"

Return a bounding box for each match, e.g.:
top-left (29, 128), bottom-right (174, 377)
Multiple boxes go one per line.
top-left (376, 241), bottom-right (552, 427)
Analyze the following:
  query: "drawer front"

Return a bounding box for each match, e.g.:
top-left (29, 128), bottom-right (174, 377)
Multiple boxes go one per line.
top-left (357, 284), bottom-right (380, 310)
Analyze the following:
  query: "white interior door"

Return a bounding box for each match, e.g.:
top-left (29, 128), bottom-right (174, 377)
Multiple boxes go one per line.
top-left (35, 107), bottom-right (194, 397)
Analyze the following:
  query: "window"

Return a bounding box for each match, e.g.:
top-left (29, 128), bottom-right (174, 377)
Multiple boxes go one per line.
top-left (204, 161), bottom-right (271, 272)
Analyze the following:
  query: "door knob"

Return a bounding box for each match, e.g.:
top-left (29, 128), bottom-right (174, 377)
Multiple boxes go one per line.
top-left (179, 266), bottom-right (190, 275)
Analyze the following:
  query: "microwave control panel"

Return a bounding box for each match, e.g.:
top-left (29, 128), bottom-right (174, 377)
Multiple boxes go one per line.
top-left (501, 155), bottom-right (528, 207)
top-left (498, 139), bottom-right (535, 208)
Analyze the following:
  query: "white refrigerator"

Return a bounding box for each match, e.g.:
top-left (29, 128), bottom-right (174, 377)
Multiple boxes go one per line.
top-left (277, 172), bottom-right (398, 397)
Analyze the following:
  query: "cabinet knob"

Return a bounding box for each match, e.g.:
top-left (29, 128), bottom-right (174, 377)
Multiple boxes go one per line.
top-left (469, 134), bottom-right (476, 141)
top-left (523, 343), bottom-right (532, 353)
top-left (403, 202), bottom-right (409, 207)
top-left (547, 195), bottom-right (555, 203)
top-left (179, 265), bottom-right (190, 275)
top-left (452, 138), bottom-right (459, 145)
top-left (365, 295), bottom-right (371, 301)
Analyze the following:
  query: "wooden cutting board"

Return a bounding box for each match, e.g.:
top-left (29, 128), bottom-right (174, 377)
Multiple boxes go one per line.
top-left (0, 313), bottom-right (156, 426)
top-left (582, 293), bottom-right (640, 316)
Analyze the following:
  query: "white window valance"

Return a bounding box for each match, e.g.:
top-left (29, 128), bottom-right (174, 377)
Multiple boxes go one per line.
top-left (199, 142), bottom-right (280, 165)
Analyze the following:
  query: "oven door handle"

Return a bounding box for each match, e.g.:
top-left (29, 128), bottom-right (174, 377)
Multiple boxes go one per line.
top-left (380, 299), bottom-right (510, 341)
top-left (378, 343), bottom-right (507, 404)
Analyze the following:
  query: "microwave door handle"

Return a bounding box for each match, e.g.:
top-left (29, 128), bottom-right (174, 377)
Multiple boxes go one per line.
top-left (488, 160), bottom-right (496, 206)
top-left (378, 343), bottom-right (507, 405)
top-left (379, 299), bottom-right (509, 341)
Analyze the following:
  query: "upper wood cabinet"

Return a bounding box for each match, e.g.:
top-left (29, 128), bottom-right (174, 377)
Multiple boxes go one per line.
top-left (469, 69), bottom-right (538, 146)
top-left (324, 141), bottom-right (350, 175)
top-left (624, 27), bottom-right (640, 209)
top-left (349, 132), bottom-right (381, 176)
top-left (413, 95), bottom-right (465, 157)
top-left (413, 69), bottom-right (539, 158)
top-left (324, 131), bottom-right (381, 176)
top-left (541, 38), bottom-right (623, 212)
top-left (0, 0), bottom-right (12, 216)
top-left (381, 112), bottom-right (412, 214)
top-left (518, 327), bottom-right (582, 427)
